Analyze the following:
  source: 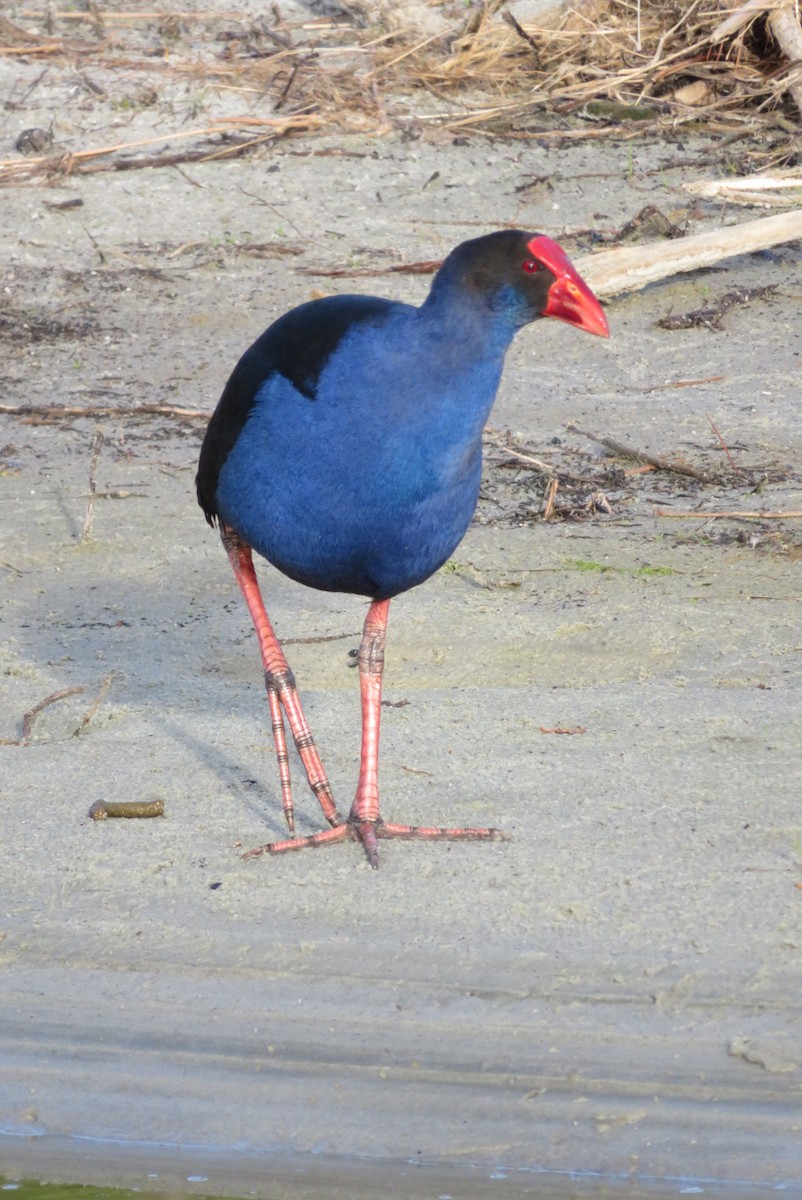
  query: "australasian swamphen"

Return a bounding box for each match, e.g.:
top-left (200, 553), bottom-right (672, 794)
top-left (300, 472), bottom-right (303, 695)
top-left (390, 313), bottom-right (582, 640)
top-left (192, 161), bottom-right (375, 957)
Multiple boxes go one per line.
top-left (197, 230), bottom-right (609, 869)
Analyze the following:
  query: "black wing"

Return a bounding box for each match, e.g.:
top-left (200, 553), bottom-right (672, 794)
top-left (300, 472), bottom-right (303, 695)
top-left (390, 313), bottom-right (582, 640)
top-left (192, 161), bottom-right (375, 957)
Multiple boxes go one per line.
top-left (196, 294), bottom-right (394, 526)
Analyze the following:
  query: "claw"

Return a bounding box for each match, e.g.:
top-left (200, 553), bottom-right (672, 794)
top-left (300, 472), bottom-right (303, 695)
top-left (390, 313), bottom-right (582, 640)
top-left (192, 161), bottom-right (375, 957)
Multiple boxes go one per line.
top-left (358, 821), bottom-right (380, 870)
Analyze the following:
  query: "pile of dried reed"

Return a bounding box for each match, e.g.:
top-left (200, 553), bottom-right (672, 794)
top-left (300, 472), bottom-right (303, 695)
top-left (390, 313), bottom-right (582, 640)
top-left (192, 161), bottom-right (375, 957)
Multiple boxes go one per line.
top-left (369, 0), bottom-right (802, 137)
top-left (1, 1), bottom-right (800, 187)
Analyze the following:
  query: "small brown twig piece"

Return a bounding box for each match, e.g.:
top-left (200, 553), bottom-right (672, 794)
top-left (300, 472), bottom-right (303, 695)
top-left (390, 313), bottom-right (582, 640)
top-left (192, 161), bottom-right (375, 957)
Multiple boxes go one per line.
top-left (4, 674), bottom-right (115, 746)
top-left (81, 428), bottom-right (104, 542)
top-left (663, 376), bottom-right (726, 390)
top-left (236, 184), bottom-right (307, 239)
top-left (502, 10), bottom-right (542, 63)
top-left (282, 631), bottom-right (361, 645)
top-left (82, 223), bottom-right (107, 265)
top-left (21, 686), bottom-right (85, 746)
top-left (542, 476), bottom-right (559, 521)
top-left (566, 424), bottom-right (716, 483)
top-left (539, 726), bottom-right (587, 735)
top-left (705, 412), bottom-right (738, 470)
top-left (87, 0), bottom-right (105, 39)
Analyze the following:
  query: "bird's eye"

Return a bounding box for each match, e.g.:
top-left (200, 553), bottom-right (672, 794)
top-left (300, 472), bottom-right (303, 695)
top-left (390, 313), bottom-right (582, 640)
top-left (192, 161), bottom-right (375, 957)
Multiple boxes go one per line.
top-left (522, 259), bottom-right (542, 274)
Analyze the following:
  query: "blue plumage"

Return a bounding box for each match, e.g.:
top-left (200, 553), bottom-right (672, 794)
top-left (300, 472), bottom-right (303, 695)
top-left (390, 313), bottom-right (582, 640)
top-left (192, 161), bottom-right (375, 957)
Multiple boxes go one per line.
top-left (196, 230), bottom-right (609, 867)
top-left (213, 294), bottom-right (509, 597)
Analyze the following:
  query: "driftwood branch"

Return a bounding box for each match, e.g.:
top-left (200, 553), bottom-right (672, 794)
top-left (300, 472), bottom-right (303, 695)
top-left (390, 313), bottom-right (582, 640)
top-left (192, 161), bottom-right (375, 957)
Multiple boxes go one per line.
top-left (768, 5), bottom-right (802, 119)
top-left (576, 209), bottom-right (802, 297)
top-left (685, 168), bottom-right (802, 207)
top-left (711, 0), bottom-right (781, 41)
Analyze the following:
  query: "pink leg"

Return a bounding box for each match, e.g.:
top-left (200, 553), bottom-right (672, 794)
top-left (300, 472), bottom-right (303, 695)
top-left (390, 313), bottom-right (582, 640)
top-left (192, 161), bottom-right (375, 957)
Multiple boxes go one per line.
top-left (243, 596), bottom-right (508, 869)
top-left (265, 680), bottom-right (293, 832)
top-left (222, 527), bottom-right (341, 833)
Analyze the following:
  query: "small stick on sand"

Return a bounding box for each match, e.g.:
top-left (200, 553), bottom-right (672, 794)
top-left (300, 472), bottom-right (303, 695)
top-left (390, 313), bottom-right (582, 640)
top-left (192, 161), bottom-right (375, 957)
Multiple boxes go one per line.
top-left (77, 671), bottom-right (115, 735)
top-left (705, 413), bottom-right (738, 469)
top-left (81, 428), bottom-right (104, 542)
top-left (21, 686), bottom-right (85, 746)
top-left (566, 424), bottom-right (716, 483)
top-left (542, 476), bottom-right (559, 521)
top-left (539, 726), bottom-right (587, 734)
top-left (300, 259), bottom-right (442, 278)
top-left (655, 509), bottom-right (802, 519)
top-left (3, 674), bottom-right (116, 746)
top-left (0, 403), bottom-right (208, 421)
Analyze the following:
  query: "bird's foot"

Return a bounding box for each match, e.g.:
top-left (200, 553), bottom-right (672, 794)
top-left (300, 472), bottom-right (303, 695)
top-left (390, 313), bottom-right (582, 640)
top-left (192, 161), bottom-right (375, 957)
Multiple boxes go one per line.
top-left (241, 817), bottom-right (509, 870)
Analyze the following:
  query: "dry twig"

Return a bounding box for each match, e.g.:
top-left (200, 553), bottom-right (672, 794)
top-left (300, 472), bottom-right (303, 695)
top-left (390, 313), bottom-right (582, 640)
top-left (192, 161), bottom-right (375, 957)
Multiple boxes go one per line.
top-left (2, 672), bottom-right (116, 746)
top-left (542, 476), bottom-right (559, 521)
top-left (0, 116), bottom-right (322, 185)
top-left (299, 258), bottom-right (442, 278)
top-left (566, 424), bottom-right (716, 483)
top-left (81, 428), bottom-right (104, 542)
top-left (657, 286), bottom-right (777, 332)
top-left (706, 413), bottom-right (738, 470)
top-left (686, 168), bottom-right (802, 207)
top-left (655, 509), bottom-right (802, 519)
top-left (767, 5), bottom-right (802, 119)
top-left (539, 726), bottom-right (587, 734)
top-left (0, 402), bottom-right (208, 421)
top-left (20, 686), bottom-right (85, 746)
top-left (77, 672), bottom-right (115, 735)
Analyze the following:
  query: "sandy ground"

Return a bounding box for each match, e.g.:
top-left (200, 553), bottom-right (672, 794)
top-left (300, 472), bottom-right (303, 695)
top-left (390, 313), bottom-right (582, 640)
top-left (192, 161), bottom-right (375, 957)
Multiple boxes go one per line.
top-left (1, 4), bottom-right (802, 1196)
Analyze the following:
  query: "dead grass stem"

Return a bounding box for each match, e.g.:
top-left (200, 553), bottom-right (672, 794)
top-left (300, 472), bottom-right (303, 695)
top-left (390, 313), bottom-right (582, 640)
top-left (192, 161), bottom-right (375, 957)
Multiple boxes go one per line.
top-left (3, 1), bottom-right (801, 184)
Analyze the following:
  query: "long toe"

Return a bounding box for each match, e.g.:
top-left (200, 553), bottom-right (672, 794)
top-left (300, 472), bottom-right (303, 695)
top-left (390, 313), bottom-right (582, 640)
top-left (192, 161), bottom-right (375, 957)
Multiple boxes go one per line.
top-left (240, 816), bottom-right (508, 868)
top-left (241, 824), bottom-right (349, 859)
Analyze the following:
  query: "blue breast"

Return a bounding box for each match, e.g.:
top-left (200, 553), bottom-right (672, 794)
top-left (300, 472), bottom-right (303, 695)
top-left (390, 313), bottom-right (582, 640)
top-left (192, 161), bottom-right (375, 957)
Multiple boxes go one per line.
top-left (214, 300), bottom-right (509, 599)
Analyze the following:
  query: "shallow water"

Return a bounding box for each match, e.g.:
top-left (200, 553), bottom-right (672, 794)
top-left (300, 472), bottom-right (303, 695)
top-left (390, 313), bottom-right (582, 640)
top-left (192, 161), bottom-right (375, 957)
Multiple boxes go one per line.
top-left (1, 1165), bottom-right (797, 1200)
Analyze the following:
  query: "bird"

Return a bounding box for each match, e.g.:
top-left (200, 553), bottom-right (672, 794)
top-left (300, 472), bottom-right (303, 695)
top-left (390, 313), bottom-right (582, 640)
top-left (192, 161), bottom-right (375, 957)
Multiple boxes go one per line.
top-left (197, 230), bottom-right (609, 869)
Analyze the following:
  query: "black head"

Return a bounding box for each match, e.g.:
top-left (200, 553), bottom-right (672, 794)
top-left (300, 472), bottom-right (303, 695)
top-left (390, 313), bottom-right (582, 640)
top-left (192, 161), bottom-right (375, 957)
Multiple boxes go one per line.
top-left (431, 230), bottom-right (609, 337)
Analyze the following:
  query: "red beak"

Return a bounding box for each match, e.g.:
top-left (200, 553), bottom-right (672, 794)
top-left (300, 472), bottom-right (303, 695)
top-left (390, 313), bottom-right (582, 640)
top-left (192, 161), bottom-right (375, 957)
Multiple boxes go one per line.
top-left (528, 234), bottom-right (609, 339)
